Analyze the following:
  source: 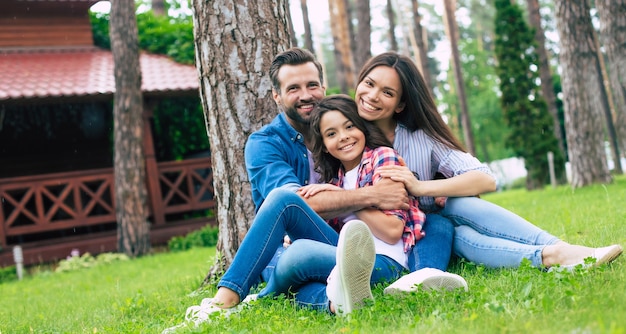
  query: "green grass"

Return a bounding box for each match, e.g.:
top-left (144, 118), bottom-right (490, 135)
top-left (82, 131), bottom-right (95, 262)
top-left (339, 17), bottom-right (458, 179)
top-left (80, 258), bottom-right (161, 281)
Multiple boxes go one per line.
top-left (1, 176), bottom-right (625, 334)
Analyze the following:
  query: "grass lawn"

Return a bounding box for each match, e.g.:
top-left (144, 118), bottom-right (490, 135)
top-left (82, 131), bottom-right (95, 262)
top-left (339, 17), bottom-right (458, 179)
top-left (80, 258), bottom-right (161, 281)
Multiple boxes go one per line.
top-left (1, 176), bottom-right (625, 333)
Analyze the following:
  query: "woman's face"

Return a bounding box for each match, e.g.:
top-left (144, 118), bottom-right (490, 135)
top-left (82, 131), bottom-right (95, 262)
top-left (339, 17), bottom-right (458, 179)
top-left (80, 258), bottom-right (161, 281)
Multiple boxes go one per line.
top-left (355, 65), bottom-right (404, 124)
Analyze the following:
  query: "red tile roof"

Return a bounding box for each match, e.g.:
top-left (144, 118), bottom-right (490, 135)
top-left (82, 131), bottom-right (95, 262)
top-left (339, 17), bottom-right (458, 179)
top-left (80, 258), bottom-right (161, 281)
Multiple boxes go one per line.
top-left (0, 47), bottom-right (199, 102)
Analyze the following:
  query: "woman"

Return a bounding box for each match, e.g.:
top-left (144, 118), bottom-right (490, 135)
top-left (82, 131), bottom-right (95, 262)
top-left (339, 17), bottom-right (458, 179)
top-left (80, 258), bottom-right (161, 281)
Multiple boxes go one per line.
top-left (353, 52), bottom-right (622, 278)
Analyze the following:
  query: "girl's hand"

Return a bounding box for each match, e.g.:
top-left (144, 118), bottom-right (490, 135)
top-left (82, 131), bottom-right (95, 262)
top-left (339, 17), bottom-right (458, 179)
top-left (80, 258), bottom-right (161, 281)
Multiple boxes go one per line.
top-left (298, 184), bottom-right (343, 198)
top-left (377, 165), bottom-right (420, 196)
top-left (435, 196), bottom-right (448, 207)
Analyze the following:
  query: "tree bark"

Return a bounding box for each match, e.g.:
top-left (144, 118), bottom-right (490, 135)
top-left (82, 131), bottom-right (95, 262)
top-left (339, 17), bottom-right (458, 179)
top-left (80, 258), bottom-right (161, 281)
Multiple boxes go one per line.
top-left (152, 0), bottom-right (165, 16)
top-left (110, 0), bottom-right (150, 257)
top-left (386, 0), bottom-right (398, 52)
top-left (554, 0), bottom-right (612, 186)
top-left (526, 0), bottom-right (566, 158)
top-left (596, 0), bottom-right (626, 169)
top-left (443, 0), bottom-right (476, 155)
top-left (300, 0), bottom-right (315, 53)
top-left (410, 0), bottom-right (433, 93)
top-left (191, 0), bottom-right (290, 283)
top-left (328, 0), bottom-right (356, 94)
top-left (354, 0), bottom-right (371, 72)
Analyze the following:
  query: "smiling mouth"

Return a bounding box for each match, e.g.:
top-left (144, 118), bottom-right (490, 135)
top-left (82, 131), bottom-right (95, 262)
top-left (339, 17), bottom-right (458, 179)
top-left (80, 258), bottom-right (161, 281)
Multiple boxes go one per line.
top-left (339, 143), bottom-right (356, 151)
top-left (360, 99), bottom-right (379, 112)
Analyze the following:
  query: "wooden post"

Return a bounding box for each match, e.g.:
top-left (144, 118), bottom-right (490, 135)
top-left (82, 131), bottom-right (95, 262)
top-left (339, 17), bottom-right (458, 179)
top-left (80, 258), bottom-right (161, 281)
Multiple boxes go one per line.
top-left (142, 100), bottom-right (166, 225)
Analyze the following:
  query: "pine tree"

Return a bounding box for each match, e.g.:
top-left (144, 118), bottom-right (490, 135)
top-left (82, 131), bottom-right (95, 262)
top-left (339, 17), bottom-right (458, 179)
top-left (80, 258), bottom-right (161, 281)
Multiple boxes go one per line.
top-left (494, 0), bottom-right (565, 189)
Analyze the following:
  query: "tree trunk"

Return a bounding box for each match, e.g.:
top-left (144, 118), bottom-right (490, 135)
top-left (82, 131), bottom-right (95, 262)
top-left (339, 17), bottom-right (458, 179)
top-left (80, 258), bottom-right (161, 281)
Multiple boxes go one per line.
top-left (192, 0), bottom-right (290, 283)
top-left (410, 0), bottom-right (433, 93)
top-left (554, 0), bottom-right (612, 186)
top-left (526, 0), bottom-right (566, 158)
top-left (110, 0), bottom-right (150, 257)
top-left (152, 0), bottom-right (165, 16)
top-left (443, 0), bottom-right (476, 156)
top-left (287, 4), bottom-right (299, 47)
top-left (300, 0), bottom-right (315, 53)
top-left (354, 0), bottom-right (371, 71)
top-left (328, 0), bottom-right (356, 94)
top-left (596, 0), bottom-right (626, 169)
top-left (386, 0), bottom-right (398, 52)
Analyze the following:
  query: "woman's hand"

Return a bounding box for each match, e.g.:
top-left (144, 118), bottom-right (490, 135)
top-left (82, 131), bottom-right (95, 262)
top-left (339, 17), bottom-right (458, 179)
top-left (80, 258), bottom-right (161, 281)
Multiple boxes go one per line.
top-left (298, 184), bottom-right (343, 198)
top-left (377, 165), bottom-right (420, 196)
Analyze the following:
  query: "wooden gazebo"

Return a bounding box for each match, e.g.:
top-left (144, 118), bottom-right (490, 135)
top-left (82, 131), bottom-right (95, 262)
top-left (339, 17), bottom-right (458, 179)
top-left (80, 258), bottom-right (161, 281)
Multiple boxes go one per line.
top-left (0, 0), bottom-right (215, 266)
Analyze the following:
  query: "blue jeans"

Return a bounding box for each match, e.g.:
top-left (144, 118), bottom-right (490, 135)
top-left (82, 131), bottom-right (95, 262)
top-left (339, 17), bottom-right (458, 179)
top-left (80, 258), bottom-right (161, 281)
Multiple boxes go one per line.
top-left (218, 188), bottom-right (338, 301)
top-left (408, 212), bottom-right (455, 271)
top-left (442, 197), bottom-right (561, 268)
top-left (258, 239), bottom-right (404, 312)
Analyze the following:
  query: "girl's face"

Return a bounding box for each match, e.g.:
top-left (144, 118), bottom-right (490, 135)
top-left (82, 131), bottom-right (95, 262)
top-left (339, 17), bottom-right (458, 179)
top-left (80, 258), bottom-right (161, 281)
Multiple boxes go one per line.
top-left (355, 65), bottom-right (404, 124)
top-left (319, 110), bottom-right (366, 171)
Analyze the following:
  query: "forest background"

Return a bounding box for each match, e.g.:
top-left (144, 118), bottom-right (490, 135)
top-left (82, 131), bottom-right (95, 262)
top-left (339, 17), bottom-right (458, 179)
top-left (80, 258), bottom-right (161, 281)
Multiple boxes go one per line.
top-left (91, 0), bottom-right (625, 191)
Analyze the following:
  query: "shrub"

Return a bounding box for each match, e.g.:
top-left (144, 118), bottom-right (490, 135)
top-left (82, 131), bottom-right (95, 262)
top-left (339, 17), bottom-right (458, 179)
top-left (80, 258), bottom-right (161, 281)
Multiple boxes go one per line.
top-left (0, 266), bottom-right (17, 284)
top-left (168, 225), bottom-right (218, 252)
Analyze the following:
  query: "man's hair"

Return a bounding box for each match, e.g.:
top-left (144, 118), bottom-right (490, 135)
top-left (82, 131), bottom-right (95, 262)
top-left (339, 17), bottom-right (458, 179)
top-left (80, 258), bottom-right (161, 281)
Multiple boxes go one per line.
top-left (269, 48), bottom-right (324, 93)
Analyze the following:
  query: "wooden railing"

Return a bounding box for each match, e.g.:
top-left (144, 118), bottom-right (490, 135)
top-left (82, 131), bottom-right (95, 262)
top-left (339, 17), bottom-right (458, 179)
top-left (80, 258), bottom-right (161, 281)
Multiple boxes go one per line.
top-left (0, 157), bottom-right (214, 252)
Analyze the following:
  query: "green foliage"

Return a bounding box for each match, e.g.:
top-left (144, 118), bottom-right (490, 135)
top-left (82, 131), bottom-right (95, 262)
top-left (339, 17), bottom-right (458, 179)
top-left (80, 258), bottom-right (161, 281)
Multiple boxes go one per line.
top-left (152, 97), bottom-right (210, 161)
top-left (493, 0), bottom-right (565, 189)
top-left (0, 266), bottom-right (17, 284)
top-left (168, 225), bottom-right (219, 252)
top-left (439, 0), bottom-right (512, 162)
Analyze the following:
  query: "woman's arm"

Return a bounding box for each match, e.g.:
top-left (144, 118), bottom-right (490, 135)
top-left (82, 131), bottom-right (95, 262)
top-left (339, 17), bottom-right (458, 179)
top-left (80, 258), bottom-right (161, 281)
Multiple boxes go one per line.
top-left (354, 208), bottom-right (404, 244)
top-left (378, 166), bottom-right (496, 198)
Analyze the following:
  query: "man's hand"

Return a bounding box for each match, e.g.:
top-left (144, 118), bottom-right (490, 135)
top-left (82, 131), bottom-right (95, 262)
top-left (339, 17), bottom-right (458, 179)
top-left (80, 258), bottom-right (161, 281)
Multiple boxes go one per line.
top-left (369, 178), bottom-right (409, 210)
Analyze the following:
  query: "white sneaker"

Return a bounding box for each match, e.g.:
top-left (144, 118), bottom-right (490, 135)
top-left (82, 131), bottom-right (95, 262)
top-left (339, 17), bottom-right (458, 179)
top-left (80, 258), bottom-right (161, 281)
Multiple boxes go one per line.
top-left (161, 294), bottom-right (259, 333)
top-left (383, 268), bottom-right (468, 295)
top-left (326, 220), bottom-right (375, 316)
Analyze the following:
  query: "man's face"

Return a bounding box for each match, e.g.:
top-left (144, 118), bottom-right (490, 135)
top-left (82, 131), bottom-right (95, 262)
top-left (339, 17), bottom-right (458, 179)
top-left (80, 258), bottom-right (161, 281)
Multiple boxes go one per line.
top-left (273, 62), bottom-right (325, 126)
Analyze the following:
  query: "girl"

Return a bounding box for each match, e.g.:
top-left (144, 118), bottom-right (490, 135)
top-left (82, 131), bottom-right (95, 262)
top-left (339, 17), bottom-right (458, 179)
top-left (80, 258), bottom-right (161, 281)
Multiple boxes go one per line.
top-left (299, 94), bottom-right (434, 308)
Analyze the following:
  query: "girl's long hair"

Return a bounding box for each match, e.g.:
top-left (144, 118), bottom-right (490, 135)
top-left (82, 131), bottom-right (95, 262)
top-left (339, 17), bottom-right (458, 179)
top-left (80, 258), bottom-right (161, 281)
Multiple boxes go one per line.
top-left (309, 95), bottom-right (392, 183)
top-left (358, 52), bottom-right (466, 152)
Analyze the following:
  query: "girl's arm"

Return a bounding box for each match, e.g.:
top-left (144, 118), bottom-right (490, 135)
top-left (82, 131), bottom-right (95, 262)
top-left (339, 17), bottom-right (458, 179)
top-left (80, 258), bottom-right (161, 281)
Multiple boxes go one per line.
top-left (354, 208), bottom-right (404, 244)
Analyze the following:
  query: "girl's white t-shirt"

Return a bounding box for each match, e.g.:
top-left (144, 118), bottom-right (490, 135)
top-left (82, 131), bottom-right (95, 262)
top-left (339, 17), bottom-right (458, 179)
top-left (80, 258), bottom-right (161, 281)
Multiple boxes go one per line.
top-left (342, 166), bottom-right (408, 269)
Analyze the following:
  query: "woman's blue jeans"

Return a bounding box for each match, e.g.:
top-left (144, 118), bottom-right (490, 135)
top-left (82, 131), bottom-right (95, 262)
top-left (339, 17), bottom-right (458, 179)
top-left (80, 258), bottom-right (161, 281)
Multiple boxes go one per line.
top-left (442, 197), bottom-right (561, 268)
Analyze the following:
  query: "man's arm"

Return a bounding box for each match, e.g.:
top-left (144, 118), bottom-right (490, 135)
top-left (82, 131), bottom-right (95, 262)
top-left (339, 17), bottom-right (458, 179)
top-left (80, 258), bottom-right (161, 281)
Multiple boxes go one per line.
top-left (300, 178), bottom-right (409, 219)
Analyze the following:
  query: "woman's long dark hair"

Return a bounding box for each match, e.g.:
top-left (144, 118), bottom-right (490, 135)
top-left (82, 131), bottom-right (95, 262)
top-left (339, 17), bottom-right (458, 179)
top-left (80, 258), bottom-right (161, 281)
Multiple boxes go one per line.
top-left (357, 52), bottom-right (466, 152)
top-left (309, 94), bottom-right (392, 183)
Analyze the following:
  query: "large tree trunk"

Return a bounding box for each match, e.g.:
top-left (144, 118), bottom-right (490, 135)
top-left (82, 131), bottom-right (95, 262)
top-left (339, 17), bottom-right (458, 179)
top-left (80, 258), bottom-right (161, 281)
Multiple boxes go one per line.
top-left (354, 0), bottom-right (371, 71)
top-left (443, 0), bottom-right (476, 156)
top-left (110, 0), bottom-right (150, 257)
top-left (410, 0), bottom-right (433, 93)
top-left (526, 0), bottom-right (566, 158)
top-left (192, 0), bottom-right (290, 283)
top-left (329, 0), bottom-right (356, 94)
top-left (554, 0), bottom-right (612, 187)
top-left (300, 0), bottom-right (315, 53)
top-left (596, 0), bottom-right (626, 169)
top-left (386, 0), bottom-right (398, 52)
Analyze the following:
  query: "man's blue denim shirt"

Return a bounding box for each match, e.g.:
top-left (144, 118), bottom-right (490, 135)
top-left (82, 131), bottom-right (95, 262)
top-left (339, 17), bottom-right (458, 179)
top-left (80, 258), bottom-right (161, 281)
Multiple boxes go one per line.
top-left (245, 113), bottom-right (310, 211)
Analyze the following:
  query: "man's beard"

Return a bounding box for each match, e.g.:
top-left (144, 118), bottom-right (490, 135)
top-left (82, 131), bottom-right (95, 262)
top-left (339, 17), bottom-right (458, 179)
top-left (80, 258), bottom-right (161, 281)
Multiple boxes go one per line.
top-left (284, 105), bottom-right (310, 126)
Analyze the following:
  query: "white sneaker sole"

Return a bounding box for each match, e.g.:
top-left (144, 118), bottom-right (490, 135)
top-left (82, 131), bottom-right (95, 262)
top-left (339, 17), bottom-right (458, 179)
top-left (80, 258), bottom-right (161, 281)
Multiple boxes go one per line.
top-left (335, 220), bottom-right (375, 315)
